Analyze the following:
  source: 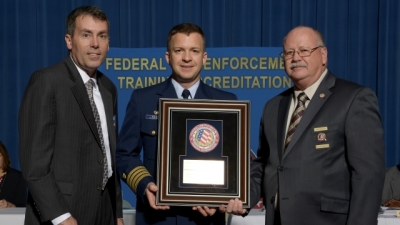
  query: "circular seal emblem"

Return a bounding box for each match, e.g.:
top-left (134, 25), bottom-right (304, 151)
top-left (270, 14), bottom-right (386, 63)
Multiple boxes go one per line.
top-left (189, 123), bottom-right (219, 153)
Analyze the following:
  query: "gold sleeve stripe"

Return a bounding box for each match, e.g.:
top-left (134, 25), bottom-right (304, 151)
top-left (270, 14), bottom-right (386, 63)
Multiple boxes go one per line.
top-left (126, 166), bottom-right (152, 193)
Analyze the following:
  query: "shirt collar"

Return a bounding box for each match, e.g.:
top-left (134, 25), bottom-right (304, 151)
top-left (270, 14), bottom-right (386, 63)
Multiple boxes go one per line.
top-left (70, 55), bottom-right (98, 88)
top-left (294, 68), bottom-right (328, 100)
top-left (171, 78), bottom-right (200, 99)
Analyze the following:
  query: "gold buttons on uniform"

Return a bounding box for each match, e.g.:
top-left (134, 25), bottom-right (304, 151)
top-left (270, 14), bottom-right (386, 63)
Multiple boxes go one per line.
top-left (151, 130), bottom-right (156, 135)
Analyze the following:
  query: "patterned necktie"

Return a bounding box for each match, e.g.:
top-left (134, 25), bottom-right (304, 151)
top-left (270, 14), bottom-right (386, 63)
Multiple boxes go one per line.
top-left (284, 92), bottom-right (308, 151)
top-left (182, 89), bottom-right (191, 99)
top-left (85, 79), bottom-right (108, 190)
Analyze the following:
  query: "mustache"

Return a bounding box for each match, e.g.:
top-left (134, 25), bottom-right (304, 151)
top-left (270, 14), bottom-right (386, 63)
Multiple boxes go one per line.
top-left (290, 62), bottom-right (307, 69)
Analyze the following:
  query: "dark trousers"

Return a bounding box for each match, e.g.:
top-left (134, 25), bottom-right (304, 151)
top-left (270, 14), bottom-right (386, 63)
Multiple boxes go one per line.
top-left (94, 182), bottom-right (115, 225)
top-left (274, 209), bottom-right (282, 225)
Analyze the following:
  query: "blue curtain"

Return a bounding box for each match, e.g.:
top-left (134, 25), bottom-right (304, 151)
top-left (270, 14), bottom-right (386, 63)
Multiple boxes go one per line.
top-left (1, 0), bottom-right (399, 169)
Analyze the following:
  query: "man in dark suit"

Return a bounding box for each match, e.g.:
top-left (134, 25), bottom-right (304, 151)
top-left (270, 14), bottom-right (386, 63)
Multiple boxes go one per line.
top-left (19, 6), bottom-right (123, 225)
top-left (116, 23), bottom-right (237, 225)
top-left (382, 164), bottom-right (400, 204)
top-left (223, 26), bottom-right (385, 225)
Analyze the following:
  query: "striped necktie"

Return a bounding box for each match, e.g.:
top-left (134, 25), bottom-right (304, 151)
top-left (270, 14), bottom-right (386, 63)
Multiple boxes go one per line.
top-left (284, 92), bottom-right (308, 151)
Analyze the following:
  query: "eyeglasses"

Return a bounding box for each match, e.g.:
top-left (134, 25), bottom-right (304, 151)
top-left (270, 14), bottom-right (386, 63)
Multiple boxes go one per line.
top-left (280, 46), bottom-right (323, 60)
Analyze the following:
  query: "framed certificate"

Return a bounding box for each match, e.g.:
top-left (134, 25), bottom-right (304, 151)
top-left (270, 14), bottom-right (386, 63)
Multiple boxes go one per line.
top-left (156, 98), bottom-right (250, 207)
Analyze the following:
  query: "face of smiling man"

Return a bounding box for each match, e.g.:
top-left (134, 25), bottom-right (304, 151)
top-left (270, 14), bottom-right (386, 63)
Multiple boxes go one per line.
top-left (165, 32), bottom-right (207, 89)
top-left (65, 15), bottom-right (109, 77)
top-left (283, 27), bottom-right (327, 90)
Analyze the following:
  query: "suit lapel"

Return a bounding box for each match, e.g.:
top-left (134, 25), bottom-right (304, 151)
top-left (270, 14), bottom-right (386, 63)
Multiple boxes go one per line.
top-left (156, 77), bottom-right (179, 98)
top-left (154, 77), bottom-right (178, 112)
top-left (194, 81), bottom-right (213, 99)
top-left (66, 57), bottom-right (102, 148)
top-left (277, 92), bottom-right (292, 161)
top-left (283, 72), bottom-right (336, 159)
top-left (97, 77), bottom-right (115, 154)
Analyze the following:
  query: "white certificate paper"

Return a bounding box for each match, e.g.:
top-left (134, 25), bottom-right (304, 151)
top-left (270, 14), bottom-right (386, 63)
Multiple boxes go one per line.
top-left (182, 160), bottom-right (225, 185)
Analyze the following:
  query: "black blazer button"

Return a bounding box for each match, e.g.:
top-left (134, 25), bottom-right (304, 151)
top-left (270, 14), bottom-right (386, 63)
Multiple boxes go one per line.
top-left (96, 185), bottom-right (102, 191)
top-left (270, 196), bottom-right (275, 204)
top-left (278, 166), bottom-right (284, 171)
top-left (98, 159), bottom-right (103, 165)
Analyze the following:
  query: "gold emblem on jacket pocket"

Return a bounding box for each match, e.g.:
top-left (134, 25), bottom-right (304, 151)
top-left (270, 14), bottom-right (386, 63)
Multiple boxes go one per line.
top-left (314, 126), bottom-right (328, 132)
top-left (317, 133), bottom-right (327, 142)
top-left (316, 144), bottom-right (330, 149)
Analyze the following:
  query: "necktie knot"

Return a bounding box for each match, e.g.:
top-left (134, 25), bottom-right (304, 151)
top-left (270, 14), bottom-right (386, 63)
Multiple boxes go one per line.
top-left (182, 89), bottom-right (191, 99)
top-left (297, 92), bottom-right (308, 104)
top-left (85, 79), bottom-right (95, 91)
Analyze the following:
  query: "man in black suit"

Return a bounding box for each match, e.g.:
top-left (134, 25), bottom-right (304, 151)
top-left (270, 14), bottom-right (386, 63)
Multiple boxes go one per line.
top-left (223, 26), bottom-right (385, 225)
top-left (116, 23), bottom-right (237, 225)
top-left (19, 6), bottom-right (123, 225)
top-left (382, 164), bottom-right (400, 204)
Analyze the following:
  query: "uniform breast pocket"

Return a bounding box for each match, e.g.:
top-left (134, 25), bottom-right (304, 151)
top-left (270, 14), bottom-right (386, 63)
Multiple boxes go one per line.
top-left (141, 124), bottom-right (158, 160)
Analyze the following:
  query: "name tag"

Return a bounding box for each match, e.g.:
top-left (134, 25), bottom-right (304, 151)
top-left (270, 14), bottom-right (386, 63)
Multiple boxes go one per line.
top-left (145, 114), bottom-right (158, 120)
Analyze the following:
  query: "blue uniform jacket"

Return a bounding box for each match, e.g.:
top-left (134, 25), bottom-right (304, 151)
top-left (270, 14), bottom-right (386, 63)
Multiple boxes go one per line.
top-left (117, 77), bottom-right (237, 224)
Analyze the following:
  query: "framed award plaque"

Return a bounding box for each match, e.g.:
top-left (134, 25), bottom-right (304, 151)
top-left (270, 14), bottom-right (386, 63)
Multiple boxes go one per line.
top-left (156, 98), bottom-right (250, 207)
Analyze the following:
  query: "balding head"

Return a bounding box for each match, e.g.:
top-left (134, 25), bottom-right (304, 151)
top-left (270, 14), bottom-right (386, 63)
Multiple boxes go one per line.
top-left (281, 26), bottom-right (328, 90)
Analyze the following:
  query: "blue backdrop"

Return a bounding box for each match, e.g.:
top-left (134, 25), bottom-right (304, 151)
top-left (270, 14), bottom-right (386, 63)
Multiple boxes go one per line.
top-left (100, 47), bottom-right (287, 151)
top-left (99, 47), bottom-right (286, 206)
top-left (1, 0), bottom-right (399, 207)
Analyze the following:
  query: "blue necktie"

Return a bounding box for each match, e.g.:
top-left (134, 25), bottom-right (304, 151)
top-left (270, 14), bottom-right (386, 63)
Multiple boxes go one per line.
top-left (182, 89), bottom-right (190, 99)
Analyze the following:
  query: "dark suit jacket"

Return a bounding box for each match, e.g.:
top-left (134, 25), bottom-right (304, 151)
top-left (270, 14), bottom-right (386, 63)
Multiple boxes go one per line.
top-left (18, 56), bottom-right (122, 224)
top-left (116, 77), bottom-right (237, 225)
top-left (0, 168), bottom-right (27, 207)
top-left (250, 71), bottom-right (385, 225)
top-left (381, 165), bottom-right (400, 204)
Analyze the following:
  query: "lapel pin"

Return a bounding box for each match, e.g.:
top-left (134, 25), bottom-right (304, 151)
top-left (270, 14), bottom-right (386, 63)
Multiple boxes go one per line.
top-left (319, 93), bottom-right (325, 99)
top-left (317, 132), bottom-right (327, 142)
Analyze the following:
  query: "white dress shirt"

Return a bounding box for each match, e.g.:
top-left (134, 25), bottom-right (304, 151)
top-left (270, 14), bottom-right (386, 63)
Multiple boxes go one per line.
top-left (284, 69), bottom-right (328, 136)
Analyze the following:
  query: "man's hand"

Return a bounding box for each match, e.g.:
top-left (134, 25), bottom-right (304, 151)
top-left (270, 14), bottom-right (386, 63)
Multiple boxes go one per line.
top-left (0, 199), bottom-right (6, 209)
top-left (6, 201), bottom-right (16, 208)
top-left (145, 182), bottom-right (170, 210)
top-left (59, 216), bottom-right (78, 225)
top-left (192, 206), bottom-right (217, 217)
top-left (0, 199), bottom-right (16, 208)
top-left (117, 218), bottom-right (124, 225)
top-left (221, 198), bottom-right (248, 216)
